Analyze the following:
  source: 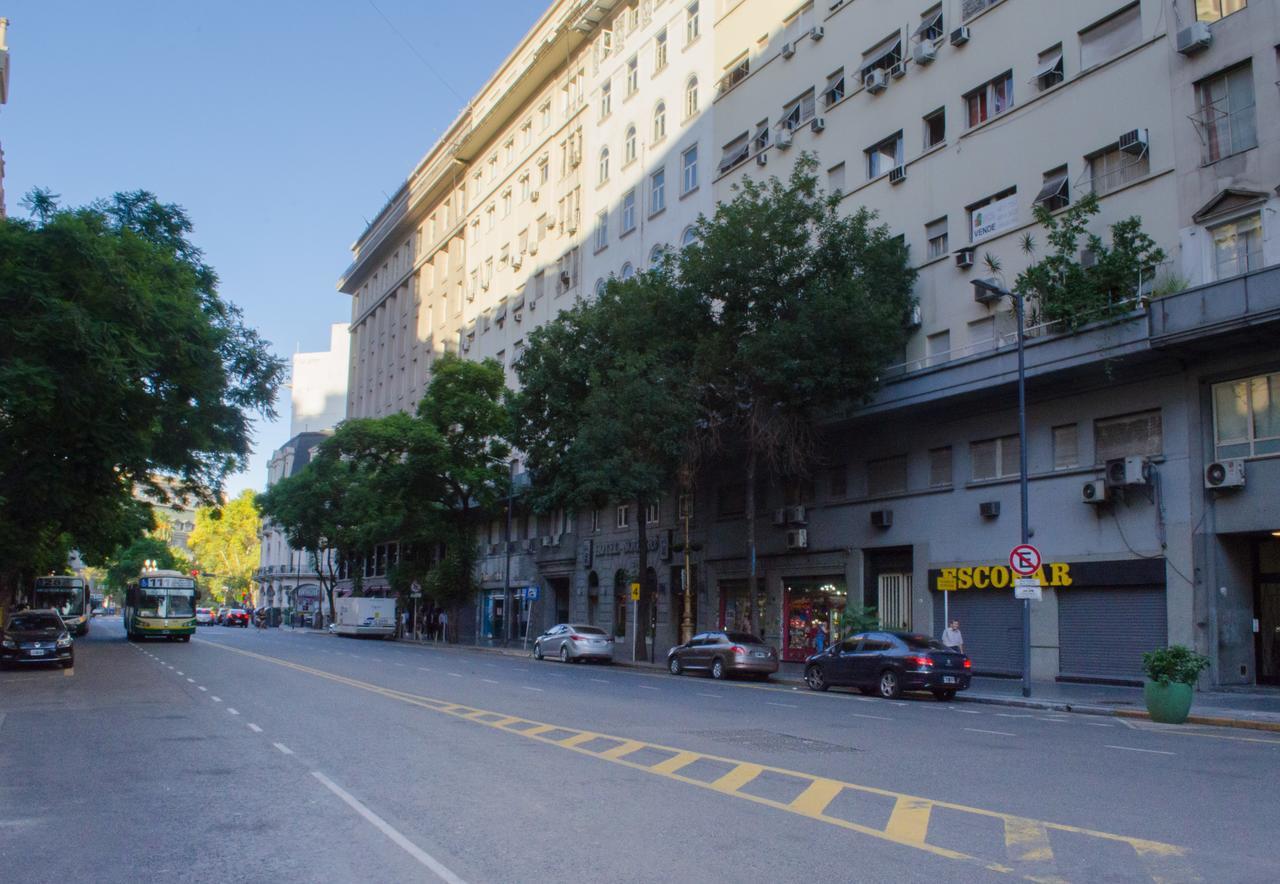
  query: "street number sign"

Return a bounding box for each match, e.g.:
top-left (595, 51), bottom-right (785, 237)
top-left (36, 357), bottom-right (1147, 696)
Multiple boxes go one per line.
top-left (630, 581), bottom-right (641, 601)
top-left (1009, 544), bottom-right (1042, 576)
top-left (1013, 577), bottom-right (1043, 601)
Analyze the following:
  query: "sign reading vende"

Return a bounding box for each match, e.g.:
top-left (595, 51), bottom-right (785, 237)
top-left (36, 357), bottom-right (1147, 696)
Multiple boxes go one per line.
top-left (971, 193), bottom-right (1018, 242)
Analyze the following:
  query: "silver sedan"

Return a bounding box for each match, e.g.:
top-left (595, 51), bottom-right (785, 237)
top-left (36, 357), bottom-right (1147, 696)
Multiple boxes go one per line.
top-left (533, 624), bottom-right (615, 663)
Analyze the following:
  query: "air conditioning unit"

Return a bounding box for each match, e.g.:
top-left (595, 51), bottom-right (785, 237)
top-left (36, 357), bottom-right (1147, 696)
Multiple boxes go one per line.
top-left (950, 26), bottom-right (971, 46)
top-left (810, 26), bottom-right (825, 41)
top-left (1205, 458), bottom-right (1245, 490)
top-left (913, 42), bottom-right (937, 65)
top-left (979, 501), bottom-right (1001, 518)
top-left (772, 508), bottom-right (788, 527)
top-left (530, 189), bottom-right (540, 202)
top-left (1118, 128), bottom-right (1149, 155)
top-left (521, 539), bottom-right (535, 553)
top-left (781, 41), bottom-right (796, 59)
top-left (889, 165), bottom-right (907, 185)
top-left (973, 277), bottom-right (1002, 304)
top-left (785, 505), bottom-right (807, 524)
top-left (955, 248), bottom-right (975, 269)
top-left (776, 128), bottom-right (794, 149)
top-left (864, 69), bottom-right (888, 94)
top-left (756, 152), bottom-right (768, 166)
top-left (810, 117), bottom-right (825, 133)
top-left (785, 529), bottom-right (808, 551)
top-left (1105, 456), bottom-right (1149, 488)
top-left (1081, 479), bottom-right (1108, 504)
top-left (871, 509), bottom-right (893, 529)
top-left (890, 61), bottom-right (906, 79)
top-left (906, 303), bottom-right (922, 329)
top-left (488, 543), bottom-right (501, 555)
top-left (1176, 22), bottom-right (1212, 55)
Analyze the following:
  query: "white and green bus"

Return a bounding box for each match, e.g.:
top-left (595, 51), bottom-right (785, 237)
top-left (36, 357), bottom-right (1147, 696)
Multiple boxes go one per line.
top-left (34, 575), bottom-right (91, 636)
top-left (124, 570), bottom-right (197, 641)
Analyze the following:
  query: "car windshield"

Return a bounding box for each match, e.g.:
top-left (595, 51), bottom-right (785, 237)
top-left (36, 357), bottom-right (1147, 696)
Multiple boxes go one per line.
top-left (571, 626), bottom-right (607, 635)
top-left (8, 613), bottom-right (63, 631)
top-left (726, 632), bottom-right (763, 645)
top-left (901, 634), bottom-right (949, 651)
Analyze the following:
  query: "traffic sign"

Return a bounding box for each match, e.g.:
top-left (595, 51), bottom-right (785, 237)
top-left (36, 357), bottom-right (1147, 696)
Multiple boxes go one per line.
top-left (525, 585), bottom-right (540, 602)
top-left (409, 580), bottom-right (422, 599)
top-left (1009, 544), bottom-right (1042, 576)
top-left (630, 581), bottom-right (641, 601)
top-left (1013, 577), bottom-right (1042, 601)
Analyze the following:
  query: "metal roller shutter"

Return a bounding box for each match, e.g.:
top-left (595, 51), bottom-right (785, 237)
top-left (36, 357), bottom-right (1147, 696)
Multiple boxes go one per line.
top-left (932, 591), bottom-right (1021, 676)
top-left (1058, 586), bottom-right (1166, 683)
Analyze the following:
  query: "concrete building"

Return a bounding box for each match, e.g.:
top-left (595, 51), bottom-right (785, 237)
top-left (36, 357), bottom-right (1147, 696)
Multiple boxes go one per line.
top-left (290, 322), bottom-right (350, 434)
top-left (340, 0), bottom-right (1279, 685)
top-left (1, 17), bottom-right (11, 217)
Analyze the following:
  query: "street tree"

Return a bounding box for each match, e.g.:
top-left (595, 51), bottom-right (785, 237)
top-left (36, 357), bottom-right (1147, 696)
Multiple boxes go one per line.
top-left (102, 536), bottom-right (194, 598)
top-left (188, 491), bottom-right (262, 606)
top-left (675, 156), bottom-right (915, 633)
top-left (0, 190), bottom-right (285, 606)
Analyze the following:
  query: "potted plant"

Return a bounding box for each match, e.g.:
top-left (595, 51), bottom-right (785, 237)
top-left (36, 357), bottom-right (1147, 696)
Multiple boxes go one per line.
top-left (1141, 645), bottom-right (1210, 724)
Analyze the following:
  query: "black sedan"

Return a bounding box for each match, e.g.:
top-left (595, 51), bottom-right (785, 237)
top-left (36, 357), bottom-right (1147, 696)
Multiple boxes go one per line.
top-left (0, 609), bottom-right (75, 669)
top-left (803, 631), bottom-right (970, 700)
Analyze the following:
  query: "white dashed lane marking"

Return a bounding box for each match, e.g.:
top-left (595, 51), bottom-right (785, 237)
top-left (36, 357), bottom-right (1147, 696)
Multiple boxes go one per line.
top-left (965, 728), bottom-right (1017, 737)
top-left (247, 723), bottom-right (263, 733)
top-left (1106, 745), bottom-right (1175, 756)
top-left (227, 708), bottom-right (240, 715)
top-left (273, 742), bottom-right (294, 755)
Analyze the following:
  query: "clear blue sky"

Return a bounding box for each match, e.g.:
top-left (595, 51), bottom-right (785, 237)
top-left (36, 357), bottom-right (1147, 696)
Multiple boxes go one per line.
top-left (3, 0), bottom-right (543, 497)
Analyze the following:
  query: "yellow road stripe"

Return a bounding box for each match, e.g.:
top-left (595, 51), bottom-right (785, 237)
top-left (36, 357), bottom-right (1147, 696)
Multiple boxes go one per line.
top-left (711, 763), bottom-right (763, 794)
top-left (202, 640), bottom-right (1195, 881)
top-left (885, 796), bottom-right (933, 845)
top-left (62, 667), bottom-right (74, 677)
top-left (558, 731), bottom-right (601, 748)
top-left (1005, 818), bottom-right (1054, 863)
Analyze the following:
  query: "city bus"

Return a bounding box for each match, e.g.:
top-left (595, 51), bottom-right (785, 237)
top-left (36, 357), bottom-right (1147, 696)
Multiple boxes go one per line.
top-left (123, 570), bottom-right (197, 641)
top-left (33, 575), bottom-right (91, 636)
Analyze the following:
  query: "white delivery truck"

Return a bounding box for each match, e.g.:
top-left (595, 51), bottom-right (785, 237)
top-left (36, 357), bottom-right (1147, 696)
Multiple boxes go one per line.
top-left (334, 597), bottom-right (397, 638)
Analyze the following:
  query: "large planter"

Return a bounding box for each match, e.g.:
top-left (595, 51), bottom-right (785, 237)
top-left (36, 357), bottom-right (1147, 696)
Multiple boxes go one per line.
top-left (1143, 679), bottom-right (1194, 724)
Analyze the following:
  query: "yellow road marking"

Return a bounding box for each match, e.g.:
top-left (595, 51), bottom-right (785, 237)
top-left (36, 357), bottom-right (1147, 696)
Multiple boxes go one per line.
top-left (202, 640), bottom-right (1196, 882)
top-left (62, 667), bottom-right (74, 677)
top-left (1005, 817), bottom-right (1054, 862)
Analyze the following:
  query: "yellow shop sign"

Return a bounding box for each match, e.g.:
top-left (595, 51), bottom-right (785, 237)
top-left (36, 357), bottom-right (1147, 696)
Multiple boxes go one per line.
top-left (936, 563), bottom-right (1073, 591)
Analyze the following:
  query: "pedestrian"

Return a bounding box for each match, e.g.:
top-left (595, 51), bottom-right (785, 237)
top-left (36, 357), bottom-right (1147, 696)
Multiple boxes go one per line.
top-left (400, 609), bottom-right (408, 639)
top-left (438, 609), bottom-right (448, 643)
top-left (942, 618), bottom-right (964, 653)
top-left (814, 622), bottom-right (828, 654)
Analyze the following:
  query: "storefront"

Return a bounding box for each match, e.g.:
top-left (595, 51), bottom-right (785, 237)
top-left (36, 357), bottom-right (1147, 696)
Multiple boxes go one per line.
top-left (782, 577), bottom-right (848, 662)
top-left (930, 585), bottom-right (1021, 676)
top-left (481, 590), bottom-right (506, 641)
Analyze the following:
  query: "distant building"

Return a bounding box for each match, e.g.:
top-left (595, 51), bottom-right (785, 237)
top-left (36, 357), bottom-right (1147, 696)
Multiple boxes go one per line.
top-left (133, 476), bottom-right (200, 555)
top-left (1, 17), bottom-right (11, 217)
top-left (289, 323), bottom-right (349, 436)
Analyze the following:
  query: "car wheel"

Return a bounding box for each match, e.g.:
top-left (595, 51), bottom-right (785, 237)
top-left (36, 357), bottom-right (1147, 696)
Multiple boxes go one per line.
top-left (710, 658), bottom-right (725, 680)
top-left (669, 656), bottom-right (682, 675)
top-left (932, 689), bottom-right (957, 701)
top-left (560, 644), bottom-right (570, 663)
top-left (805, 665), bottom-right (828, 692)
top-left (534, 643), bottom-right (543, 660)
top-left (878, 669), bottom-right (902, 699)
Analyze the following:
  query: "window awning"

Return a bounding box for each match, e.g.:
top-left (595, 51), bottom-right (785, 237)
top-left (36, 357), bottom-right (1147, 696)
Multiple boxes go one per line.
top-left (719, 136), bottom-right (750, 172)
top-left (914, 11), bottom-right (943, 38)
top-left (861, 37), bottom-right (901, 74)
top-left (1033, 52), bottom-right (1063, 80)
top-left (1034, 171), bottom-right (1069, 206)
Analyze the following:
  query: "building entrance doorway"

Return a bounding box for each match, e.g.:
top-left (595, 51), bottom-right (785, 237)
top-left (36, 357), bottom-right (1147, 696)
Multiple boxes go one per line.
top-left (877, 573), bottom-right (912, 630)
top-left (1256, 539), bottom-right (1280, 685)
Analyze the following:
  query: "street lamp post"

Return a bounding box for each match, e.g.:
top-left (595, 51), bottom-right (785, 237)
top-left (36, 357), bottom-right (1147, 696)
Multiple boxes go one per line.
top-left (973, 278), bottom-right (1032, 698)
top-left (501, 459), bottom-right (515, 646)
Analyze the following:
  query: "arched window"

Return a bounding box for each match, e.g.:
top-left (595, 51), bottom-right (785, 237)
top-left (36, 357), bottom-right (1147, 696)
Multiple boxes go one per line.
top-left (681, 226), bottom-right (697, 248)
top-left (620, 262), bottom-right (635, 280)
top-left (653, 101), bottom-right (667, 142)
top-left (599, 147), bottom-right (610, 184)
top-left (648, 244), bottom-right (666, 266)
top-left (594, 278), bottom-right (606, 298)
top-left (684, 76), bottom-right (699, 118)
top-left (624, 125), bottom-right (637, 164)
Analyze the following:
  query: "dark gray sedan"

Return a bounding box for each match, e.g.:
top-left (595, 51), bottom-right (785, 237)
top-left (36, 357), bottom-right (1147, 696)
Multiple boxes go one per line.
top-left (533, 624), bottom-right (615, 663)
top-left (667, 631), bottom-right (778, 680)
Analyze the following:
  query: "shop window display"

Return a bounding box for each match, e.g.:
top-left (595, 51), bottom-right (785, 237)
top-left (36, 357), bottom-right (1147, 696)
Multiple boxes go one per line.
top-left (784, 578), bottom-right (848, 662)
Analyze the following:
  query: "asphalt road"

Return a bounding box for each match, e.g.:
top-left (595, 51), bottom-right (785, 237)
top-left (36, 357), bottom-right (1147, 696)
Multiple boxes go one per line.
top-left (2, 620), bottom-right (1275, 883)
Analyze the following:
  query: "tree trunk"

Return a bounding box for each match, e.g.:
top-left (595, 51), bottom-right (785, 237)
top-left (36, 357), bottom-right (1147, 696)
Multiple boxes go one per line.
top-left (632, 493), bottom-right (650, 663)
top-left (745, 443), bottom-right (758, 637)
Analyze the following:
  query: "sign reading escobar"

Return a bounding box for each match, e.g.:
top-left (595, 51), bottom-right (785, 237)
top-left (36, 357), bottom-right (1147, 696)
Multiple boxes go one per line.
top-left (933, 562), bottom-right (1072, 591)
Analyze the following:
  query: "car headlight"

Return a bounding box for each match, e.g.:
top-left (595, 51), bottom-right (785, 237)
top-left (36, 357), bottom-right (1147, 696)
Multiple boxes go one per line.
top-left (57, 634), bottom-right (73, 648)
top-left (1, 639), bottom-right (15, 649)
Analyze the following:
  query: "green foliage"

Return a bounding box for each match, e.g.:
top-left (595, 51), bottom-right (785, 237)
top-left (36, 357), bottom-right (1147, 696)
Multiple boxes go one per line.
top-left (1013, 193), bottom-right (1166, 329)
top-left (1142, 645), bottom-right (1210, 686)
top-left (188, 491), bottom-right (261, 603)
top-left (0, 189), bottom-right (285, 600)
top-left (103, 536), bottom-right (193, 593)
top-left (841, 603), bottom-right (881, 635)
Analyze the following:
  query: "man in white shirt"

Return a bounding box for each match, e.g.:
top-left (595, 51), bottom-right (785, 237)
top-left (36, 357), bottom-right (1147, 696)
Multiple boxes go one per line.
top-left (942, 619), bottom-right (964, 653)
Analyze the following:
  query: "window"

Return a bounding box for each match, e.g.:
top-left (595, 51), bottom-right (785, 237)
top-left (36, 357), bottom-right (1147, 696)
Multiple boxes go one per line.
top-left (917, 6), bottom-right (944, 42)
top-left (685, 76), bottom-right (699, 117)
top-left (686, 1), bottom-right (700, 44)
top-left (616, 504), bottom-right (631, 528)
top-left (652, 101), bottom-right (667, 142)
top-left (824, 69), bottom-right (845, 108)
top-left (1196, 0), bottom-right (1246, 22)
top-left (1194, 63), bottom-right (1257, 164)
top-left (860, 34), bottom-right (902, 81)
top-left (1034, 166), bottom-right (1070, 211)
top-left (599, 147), bottom-right (610, 184)
top-left (1035, 44), bottom-right (1065, 91)
top-left (646, 502), bottom-right (660, 525)
top-left (504, 139), bottom-right (514, 166)
top-left (867, 455), bottom-right (908, 497)
top-left (678, 493), bottom-right (694, 519)
top-left (929, 447), bottom-right (953, 487)
top-left (600, 80), bottom-right (612, 118)
top-left (540, 101), bottom-right (552, 130)
top-left (1079, 4), bottom-right (1142, 70)
top-left (971, 435), bottom-right (1021, 481)
top-left (626, 56), bottom-right (639, 96)
top-left (557, 248), bottom-right (578, 293)
top-left (1053, 424), bottom-right (1079, 470)
top-left (926, 330), bottom-right (950, 365)
top-left (520, 175), bottom-right (531, 202)
top-left (594, 277), bottom-right (607, 298)
top-left (681, 145), bottom-right (699, 193)
top-left (621, 190), bottom-right (636, 233)
top-left (780, 90), bottom-right (816, 131)
top-left (595, 210), bottom-right (608, 251)
top-left (866, 132), bottom-right (903, 179)
top-left (1089, 143), bottom-right (1150, 194)
top-left (681, 226), bottom-right (697, 248)
top-left (923, 107), bottom-right (946, 148)
top-left (649, 168), bottom-right (666, 214)
top-left (926, 217), bottom-right (948, 259)
top-left (828, 162), bottom-right (846, 194)
top-left (502, 189), bottom-right (512, 217)
top-left (722, 54), bottom-right (750, 94)
top-left (965, 71), bottom-right (1013, 127)
top-left (753, 119), bottom-right (770, 153)
top-left (1214, 372), bottom-right (1280, 458)
top-left (521, 120), bottom-right (532, 147)
top-left (1094, 410), bottom-right (1162, 462)
top-left (485, 205), bottom-right (495, 230)
top-left (719, 132), bottom-right (750, 173)
top-left (962, 0), bottom-right (999, 19)
top-left (717, 483), bottom-right (745, 517)
top-left (968, 316), bottom-right (995, 347)
top-left (620, 262), bottom-right (635, 280)
top-left (654, 28), bottom-right (668, 70)
top-left (1210, 213), bottom-right (1263, 280)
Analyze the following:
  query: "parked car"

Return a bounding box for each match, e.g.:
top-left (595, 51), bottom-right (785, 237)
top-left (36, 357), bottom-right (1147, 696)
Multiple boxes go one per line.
top-left (803, 631), bottom-right (972, 700)
top-left (224, 608), bottom-right (250, 628)
top-left (667, 631), bottom-right (779, 680)
top-left (195, 607), bottom-right (214, 625)
top-left (533, 624), bottom-right (614, 663)
top-left (0, 609), bottom-right (75, 669)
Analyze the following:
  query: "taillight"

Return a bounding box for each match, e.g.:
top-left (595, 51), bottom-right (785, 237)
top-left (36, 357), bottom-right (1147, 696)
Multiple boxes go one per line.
top-left (731, 645), bottom-right (747, 655)
top-left (907, 655), bottom-right (933, 668)
top-left (963, 658), bottom-right (972, 669)
top-left (570, 634), bottom-right (586, 641)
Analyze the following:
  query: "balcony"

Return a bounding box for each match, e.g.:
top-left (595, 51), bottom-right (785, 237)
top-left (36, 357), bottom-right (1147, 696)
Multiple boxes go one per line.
top-left (1148, 265), bottom-right (1280, 351)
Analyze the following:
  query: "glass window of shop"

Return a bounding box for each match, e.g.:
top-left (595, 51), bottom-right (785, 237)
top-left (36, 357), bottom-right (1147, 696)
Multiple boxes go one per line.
top-left (783, 578), bottom-right (848, 662)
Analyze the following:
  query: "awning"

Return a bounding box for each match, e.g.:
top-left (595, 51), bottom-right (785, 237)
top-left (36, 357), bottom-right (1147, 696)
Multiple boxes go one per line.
top-left (861, 37), bottom-right (901, 74)
top-left (1032, 52), bottom-right (1063, 81)
top-left (719, 135), bottom-right (750, 172)
top-left (1034, 171), bottom-right (1069, 206)
top-left (914, 11), bottom-right (943, 38)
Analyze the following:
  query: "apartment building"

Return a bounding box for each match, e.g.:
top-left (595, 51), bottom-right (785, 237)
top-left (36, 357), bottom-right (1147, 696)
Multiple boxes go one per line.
top-left (339, 0), bottom-right (1279, 683)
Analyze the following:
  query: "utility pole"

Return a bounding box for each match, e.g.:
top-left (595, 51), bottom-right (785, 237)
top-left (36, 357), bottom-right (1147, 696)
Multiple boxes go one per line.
top-left (501, 459), bottom-right (514, 645)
